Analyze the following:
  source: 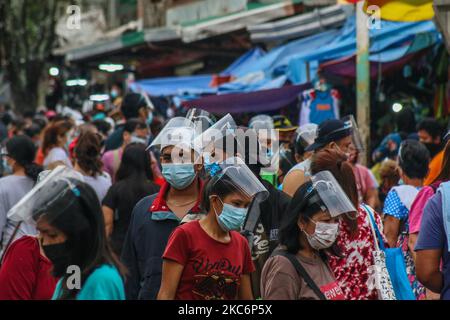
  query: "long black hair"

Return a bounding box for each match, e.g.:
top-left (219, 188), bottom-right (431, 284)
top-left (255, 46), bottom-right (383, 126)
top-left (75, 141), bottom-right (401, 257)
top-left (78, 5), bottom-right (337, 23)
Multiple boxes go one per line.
top-left (279, 181), bottom-right (340, 258)
top-left (115, 143), bottom-right (153, 182)
top-left (6, 135), bottom-right (42, 181)
top-left (34, 178), bottom-right (126, 300)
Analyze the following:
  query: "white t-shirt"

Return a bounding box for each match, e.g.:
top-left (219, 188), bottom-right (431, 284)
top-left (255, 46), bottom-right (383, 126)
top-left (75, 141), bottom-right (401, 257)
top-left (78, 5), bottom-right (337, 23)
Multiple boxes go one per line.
top-left (43, 147), bottom-right (73, 169)
top-left (83, 172), bottom-right (112, 203)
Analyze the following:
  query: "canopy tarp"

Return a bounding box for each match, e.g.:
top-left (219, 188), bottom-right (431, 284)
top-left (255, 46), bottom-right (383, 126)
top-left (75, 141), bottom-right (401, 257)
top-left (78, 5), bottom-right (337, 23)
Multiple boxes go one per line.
top-left (182, 83), bottom-right (312, 114)
top-left (288, 16), bottom-right (440, 83)
top-left (132, 13), bottom-right (439, 99)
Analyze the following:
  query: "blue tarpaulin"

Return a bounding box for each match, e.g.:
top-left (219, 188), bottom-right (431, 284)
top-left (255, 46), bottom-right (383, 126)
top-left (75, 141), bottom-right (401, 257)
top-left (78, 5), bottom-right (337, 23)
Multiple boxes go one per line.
top-left (288, 17), bottom-right (440, 83)
top-left (131, 14), bottom-right (440, 100)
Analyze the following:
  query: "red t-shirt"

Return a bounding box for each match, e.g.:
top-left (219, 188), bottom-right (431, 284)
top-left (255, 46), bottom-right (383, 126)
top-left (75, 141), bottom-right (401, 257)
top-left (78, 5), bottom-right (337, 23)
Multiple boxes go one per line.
top-left (163, 220), bottom-right (255, 300)
top-left (0, 236), bottom-right (58, 300)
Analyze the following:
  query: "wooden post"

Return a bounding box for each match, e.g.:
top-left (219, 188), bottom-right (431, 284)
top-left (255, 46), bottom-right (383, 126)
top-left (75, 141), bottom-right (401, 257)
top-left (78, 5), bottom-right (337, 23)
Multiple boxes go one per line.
top-left (356, 1), bottom-right (370, 166)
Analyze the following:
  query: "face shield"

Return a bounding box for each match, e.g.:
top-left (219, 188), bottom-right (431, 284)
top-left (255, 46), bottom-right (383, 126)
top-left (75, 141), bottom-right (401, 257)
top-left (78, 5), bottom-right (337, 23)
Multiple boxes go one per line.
top-left (310, 170), bottom-right (356, 217)
top-left (149, 117), bottom-right (198, 160)
top-left (193, 114), bottom-right (238, 164)
top-left (296, 123), bottom-right (318, 148)
top-left (186, 108), bottom-right (216, 134)
top-left (7, 166), bottom-right (85, 223)
top-left (341, 115), bottom-right (364, 152)
top-left (211, 157), bottom-right (269, 203)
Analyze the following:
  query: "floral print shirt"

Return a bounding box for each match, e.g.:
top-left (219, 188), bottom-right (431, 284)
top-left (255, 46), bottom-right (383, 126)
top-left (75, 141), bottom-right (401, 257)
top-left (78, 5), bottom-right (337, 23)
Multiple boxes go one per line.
top-left (328, 205), bottom-right (384, 300)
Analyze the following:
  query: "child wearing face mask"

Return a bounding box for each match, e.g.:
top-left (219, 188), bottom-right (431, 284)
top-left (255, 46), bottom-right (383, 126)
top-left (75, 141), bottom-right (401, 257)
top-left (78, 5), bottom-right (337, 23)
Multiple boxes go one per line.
top-left (157, 158), bottom-right (268, 300)
top-left (261, 177), bottom-right (351, 300)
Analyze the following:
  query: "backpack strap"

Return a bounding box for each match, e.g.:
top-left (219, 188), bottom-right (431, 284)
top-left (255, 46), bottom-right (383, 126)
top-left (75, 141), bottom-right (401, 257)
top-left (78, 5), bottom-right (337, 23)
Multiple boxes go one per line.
top-left (271, 249), bottom-right (327, 300)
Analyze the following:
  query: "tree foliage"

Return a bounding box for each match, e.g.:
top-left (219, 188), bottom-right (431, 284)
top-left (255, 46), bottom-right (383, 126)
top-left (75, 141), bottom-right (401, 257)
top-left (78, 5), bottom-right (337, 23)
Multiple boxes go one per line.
top-left (0, 0), bottom-right (68, 112)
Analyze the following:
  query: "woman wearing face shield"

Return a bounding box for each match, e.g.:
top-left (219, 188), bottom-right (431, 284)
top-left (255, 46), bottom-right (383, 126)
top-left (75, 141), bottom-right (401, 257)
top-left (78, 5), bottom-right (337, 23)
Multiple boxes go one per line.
top-left (157, 158), bottom-right (268, 300)
top-left (4, 167), bottom-right (126, 300)
top-left (310, 148), bottom-right (386, 300)
top-left (261, 174), bottom-right (351, 300)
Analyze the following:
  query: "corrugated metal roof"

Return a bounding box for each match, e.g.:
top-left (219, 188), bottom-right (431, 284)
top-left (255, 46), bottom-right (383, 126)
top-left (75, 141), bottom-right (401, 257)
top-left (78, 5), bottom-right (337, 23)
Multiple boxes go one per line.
top-left (248, 4), bottom-right (349, 43)
top-left (59, 1), bottom-right (299, 62)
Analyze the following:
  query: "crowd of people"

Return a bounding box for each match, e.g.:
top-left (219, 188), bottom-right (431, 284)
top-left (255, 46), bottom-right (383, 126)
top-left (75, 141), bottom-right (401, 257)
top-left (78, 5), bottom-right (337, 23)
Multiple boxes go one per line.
top-left (0, 91), bottom-right (449, 301)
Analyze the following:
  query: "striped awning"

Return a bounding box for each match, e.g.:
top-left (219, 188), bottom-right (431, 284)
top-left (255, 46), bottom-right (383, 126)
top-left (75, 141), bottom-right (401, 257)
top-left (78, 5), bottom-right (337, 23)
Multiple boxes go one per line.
top-left (248, 4), bottom-right (350, 43)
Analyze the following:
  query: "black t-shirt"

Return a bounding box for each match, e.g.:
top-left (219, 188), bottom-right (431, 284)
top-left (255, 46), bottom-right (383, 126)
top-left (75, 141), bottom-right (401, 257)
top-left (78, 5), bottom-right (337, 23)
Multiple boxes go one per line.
top-left (248, 180), bottom-right (291, 298)
top-left (102, 177), bottom-right (160, 256)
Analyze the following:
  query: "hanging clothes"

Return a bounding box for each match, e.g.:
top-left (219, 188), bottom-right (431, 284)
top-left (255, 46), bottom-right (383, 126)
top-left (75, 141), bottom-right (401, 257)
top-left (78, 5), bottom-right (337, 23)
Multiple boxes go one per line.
top-left (299, 88), bottom-right (341, 126)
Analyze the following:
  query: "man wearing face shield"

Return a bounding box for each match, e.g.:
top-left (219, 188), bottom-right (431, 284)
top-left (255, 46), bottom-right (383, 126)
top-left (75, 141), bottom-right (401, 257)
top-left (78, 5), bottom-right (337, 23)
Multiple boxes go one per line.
top-left (121, 117), bottom-right (205, 300)
top-left (261, 171), bottom-right (354, 300)
top-left (282, 119), bottom-right (352, 197)
top-left (158, 157), bottom-right (268, 300)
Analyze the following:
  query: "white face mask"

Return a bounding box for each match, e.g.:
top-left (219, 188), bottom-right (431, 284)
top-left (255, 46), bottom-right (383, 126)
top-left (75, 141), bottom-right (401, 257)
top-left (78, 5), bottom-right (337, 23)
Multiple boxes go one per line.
top-left (303, 219), bottom-right (339, 250)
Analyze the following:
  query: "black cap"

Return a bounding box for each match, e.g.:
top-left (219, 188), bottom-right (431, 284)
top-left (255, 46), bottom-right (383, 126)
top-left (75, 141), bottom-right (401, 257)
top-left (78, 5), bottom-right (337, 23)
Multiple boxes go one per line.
top-left (305, 119), bottom-right (352, 152)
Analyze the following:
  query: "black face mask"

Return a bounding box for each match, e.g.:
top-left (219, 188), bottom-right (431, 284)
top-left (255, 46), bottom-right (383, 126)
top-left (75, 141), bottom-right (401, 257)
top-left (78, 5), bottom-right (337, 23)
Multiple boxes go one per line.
top-left (423, 142), bottom-right (442, 159)
top-left (42, 242), bottom-right (72, 278)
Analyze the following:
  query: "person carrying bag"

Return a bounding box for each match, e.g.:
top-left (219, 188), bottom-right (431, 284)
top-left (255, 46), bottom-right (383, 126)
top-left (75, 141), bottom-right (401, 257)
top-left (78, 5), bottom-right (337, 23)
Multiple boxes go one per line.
top-left (363, 204), bottom-right (415, 300)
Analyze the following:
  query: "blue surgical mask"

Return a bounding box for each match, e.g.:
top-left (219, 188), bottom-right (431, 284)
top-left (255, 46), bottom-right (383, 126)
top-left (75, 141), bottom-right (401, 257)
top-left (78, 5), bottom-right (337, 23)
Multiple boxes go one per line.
top-left (212, 196), bottom-right (248, 232)
top-left (162, 163), bottom-right (197, 190)
top-left (147, 112), bottom-right (154, 126)
top-left (110, 90), bottom-right (119, 99)
top-left (2, 158), bottom-right (13, 175)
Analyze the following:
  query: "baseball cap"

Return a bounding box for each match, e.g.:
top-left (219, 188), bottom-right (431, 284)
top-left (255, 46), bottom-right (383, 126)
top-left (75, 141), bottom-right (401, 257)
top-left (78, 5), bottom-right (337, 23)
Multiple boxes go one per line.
top-left (305, 119), bottom-right (352, 152)
top-left (272, 115), bottom-right (297, 132)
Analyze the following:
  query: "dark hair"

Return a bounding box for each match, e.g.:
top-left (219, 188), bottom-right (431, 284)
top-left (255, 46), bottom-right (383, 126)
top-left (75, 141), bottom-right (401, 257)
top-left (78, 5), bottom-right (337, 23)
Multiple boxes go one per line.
top-left (279, 181), bottom-right (339, 257)
top-left (1, 113), bottom-right (12, 126)
top-left (24, 124), bottom-right (42, 139)
top-left (398, 140), bottom-right (430, 179)
top-left (294, 137), bottom-right (306, 157)
top-left (42, 120), bottom-right (73, 156)
top-left (121, 93), bottom-right (148, 120)
top-left (417, 118), bottom-right (444, 140)
top-left (74, 131), bottom-right (103, 177)
top-left (310, 148), bottom-right (359, 234)
top-left (6, 135), bottom-right (43, 181)
top-left (35, 179), bottom-right (126, 300)
top-left (396, 108), bottom-right (416, 135)
top-left (92, 120), bottom-right (111, 137)
top-left (279, 149), bottom-right (296, 177)
top-left (123, 118), bottom-right (147, 134)
top-left (116, 143), bottom-right (154, 182)
top-left (23, 109), bottom-right (35, 119)
top-left (434, 140), bottom-right (450, 183)
top-left (202, 174), bottom-right (238, 213)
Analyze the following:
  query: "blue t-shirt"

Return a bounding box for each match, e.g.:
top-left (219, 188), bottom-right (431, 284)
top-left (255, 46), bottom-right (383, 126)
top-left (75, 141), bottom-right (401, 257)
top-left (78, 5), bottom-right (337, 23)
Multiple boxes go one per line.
top-left (52, 264), bottom-right (125, 300)
top-left (415, 192), bottom-right (450, 300)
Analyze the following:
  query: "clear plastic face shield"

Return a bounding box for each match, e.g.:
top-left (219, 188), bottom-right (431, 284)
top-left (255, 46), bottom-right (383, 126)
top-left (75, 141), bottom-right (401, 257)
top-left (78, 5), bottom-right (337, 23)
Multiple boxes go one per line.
top-left (310, 170), bottom-right (357, 217)
top-left (341, 115), bottom-right (364, 152)
top-left (7, 166), bottom-right (85, 223)
top-left (149, 117), bottom-right (199, 163)
top-left (212, 157), bottom-right (269, 203)
top-left (296, 123), bottom-right (318, 148)
top-left (249, 115), bottom-right (277, 150)
top-left (193, 114), bottom-right (238, 164)
top-left (186, 108), bottom-right (215, 135)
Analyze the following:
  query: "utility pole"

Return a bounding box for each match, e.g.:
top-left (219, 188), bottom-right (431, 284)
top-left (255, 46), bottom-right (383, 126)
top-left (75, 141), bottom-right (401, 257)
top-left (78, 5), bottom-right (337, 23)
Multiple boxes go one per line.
top-left (356, 1), bottom-right (370, 166)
